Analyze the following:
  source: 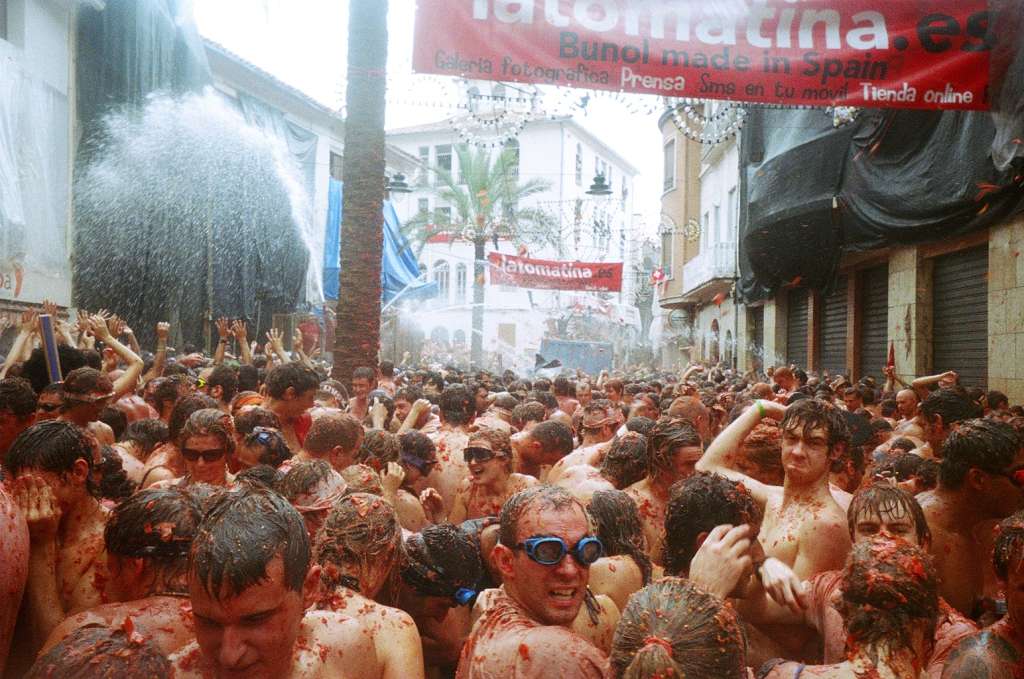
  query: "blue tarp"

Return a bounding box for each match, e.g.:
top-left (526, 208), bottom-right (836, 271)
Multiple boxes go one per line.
top-left (323, 178), bottom-right (437, 303)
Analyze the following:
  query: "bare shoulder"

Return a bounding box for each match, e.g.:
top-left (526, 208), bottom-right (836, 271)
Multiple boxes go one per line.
top-left (41, 608), bottom-right (110, 654)
top-left (515, 626), bottom-right (609, 676)
top-left (510, 473), bottom-right (538, 491)
top-left (306, 611), bottom-right (380, 676)
top-left (942, 628), bottom-right (1022, 679)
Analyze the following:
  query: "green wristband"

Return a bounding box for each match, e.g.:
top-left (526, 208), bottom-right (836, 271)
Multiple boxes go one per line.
top-left (755, 400), bottom-right (767, 418)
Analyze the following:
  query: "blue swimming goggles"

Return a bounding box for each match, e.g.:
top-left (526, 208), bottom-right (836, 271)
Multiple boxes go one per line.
top-left (515, 536), bottom-right (604, 567)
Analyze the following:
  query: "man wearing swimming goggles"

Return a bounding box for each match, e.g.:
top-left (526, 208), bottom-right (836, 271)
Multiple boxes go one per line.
top-left (457, 485), bottom-right (609, 678)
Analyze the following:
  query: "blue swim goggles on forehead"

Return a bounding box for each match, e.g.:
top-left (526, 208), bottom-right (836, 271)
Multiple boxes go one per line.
top-left (515, 535), bottom-right (604, 567)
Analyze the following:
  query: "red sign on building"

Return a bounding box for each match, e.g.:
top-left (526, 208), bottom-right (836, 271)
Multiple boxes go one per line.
top-left (414, 0), bottom-right (992, 110)
top-left (488, 252), bottom-right (623, 292)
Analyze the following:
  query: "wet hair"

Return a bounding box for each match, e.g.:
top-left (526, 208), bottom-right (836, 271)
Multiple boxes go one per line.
top-left (401, 523), bottom-right (482, 598)
top-left (6, 420), bottom-right (97, 493)
top-left (921, 389), bottom-right (974, 427)
top-left (123, 418), bottom-right (170, 459)
top-left (663, 472), bottom-right (762, 576)
top-left (341, 463), bottom-right (385, 495)
top-left (357, 429), bottom-right (401, 467)
top-left (98, 446), bottom-right (136, 501)
top-left (0, 377), bottom-right (37, 418)
top-left (875, 453), bottom-right (938, 489)
top-left (847, 484), bottom-right (931, 546)
top-left (624, 416), bottom-right (655, 436)
top-left (63, 366), bottom-right (114, 399)
top-left (207, 365), bottom-right (239, 404)
top-left (838, 539), bottom-right (938, 652)
top-left (527, 420), bottom-right (574, 458)
top-left (590, 489), bottom-right (652, 584)
top-left (352, 366), bottom-right (376, 383)
top-left (988, 390), bottom-right (1010, 411)
top-left (528, 390), bottom-right (558, 412)
top-left (380, 361), bottom-right (395, 378)
top-left (179, 408), bottom-right (235, 456)
top-left (779, 398), bottom-right (851, 452)
top-left (394, 386), bottom-right (423, 404)
top-left (168, 394), bottom-right (219, 442)
top-left (275, 459), bottom-right (337, 502)
top-left (189, 486), bottom-right (310, 600)
top-left (599, 432), bottom-right (649, 489)
top-left (993, 510), bottom-right (1024, 580)
top-left (304, 412), bottom-right (362, 455)
top-left (264, 363), bottom-right (320, 400)
top-left (939, 418), bottom-right (1021, 489)
top-left (646, 417), bottom-right (702, 478)
top-left (400, 430), bottom-right (437, 464)
top-left (147, 376), bottom-right (185, 415)
top-left (26, 627), bottom-right (171, 679)
top-left (438, 384), bottom-right (475, 425)
top-left (315, 492), bottom-right (402, 591)
top-left (605, 378), bottom-right (624, 395)
top-left (740, 422), bottom-right (784, 485)
top-left (470, 427), bottom-right (512, 455)
top-left (99, 406), bottom-right (128, 440)
top-left (512, 402), bottom-right (546, 429)
top-left (499, 485), bottom-right (587, 548)
top-left (235, 464), bottom-right (282, 489)
top-left (610, 577), bottom-right (747, 679)
top-left (21, 344), bottom-right (86, 394)
top-left (242, 427), bottom-right (292, 468)
top-left (105, 487), bottom-right (202, 579)
top-left (880, 399), bottom-right (898, 418)
top-left (233, 406), bottom-right (281, 437)
top-left (553, 376), bottom-right (573, 397)
top-left (237, 364), bottom-right (260, 392)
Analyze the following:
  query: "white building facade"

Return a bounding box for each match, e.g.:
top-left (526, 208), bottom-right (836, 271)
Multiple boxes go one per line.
top-left (387, 116), bottom-right (641, 371)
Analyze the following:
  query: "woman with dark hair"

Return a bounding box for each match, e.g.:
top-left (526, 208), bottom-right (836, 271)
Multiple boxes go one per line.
top-left (140, 394), bottom-right (219, 488)
top-left (236, 426), bottom-right (292, 470)
top-left (610, 578), bottom-right (748, 679)
top-left (587, 489), bottom-right (654, 612)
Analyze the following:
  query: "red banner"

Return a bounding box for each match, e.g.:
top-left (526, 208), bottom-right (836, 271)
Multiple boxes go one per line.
top-left (414, 1), bottom-right (992, 110)
top-left (488, 252), bottom-right (623, 291)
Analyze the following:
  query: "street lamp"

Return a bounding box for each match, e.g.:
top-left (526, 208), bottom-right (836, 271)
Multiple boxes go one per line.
top-left (586, 173), bottom-right (613, 196)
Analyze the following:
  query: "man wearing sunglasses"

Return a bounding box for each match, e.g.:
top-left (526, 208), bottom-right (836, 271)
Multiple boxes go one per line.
top-left (918, 418), bottom-right (1024, 617)
top-left (457, 485), bottom-right (609, 678)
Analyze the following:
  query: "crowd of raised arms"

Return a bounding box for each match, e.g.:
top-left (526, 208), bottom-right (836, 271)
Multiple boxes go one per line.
top-left (1, 306), bottom-right (1024, 679)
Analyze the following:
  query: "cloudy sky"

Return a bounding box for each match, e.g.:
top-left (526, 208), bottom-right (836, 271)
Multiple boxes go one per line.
top-left (192, 0), bottom-right (665, 237)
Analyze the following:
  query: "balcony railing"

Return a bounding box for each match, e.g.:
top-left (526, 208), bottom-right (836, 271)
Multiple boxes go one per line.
top-left (682, 241), bottom-right (737, 295)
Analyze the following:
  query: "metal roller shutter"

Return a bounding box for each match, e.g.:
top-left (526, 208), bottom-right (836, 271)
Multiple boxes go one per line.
top-left (859, 264), bottom-right (889, 381)
top-left (820, 276), bottom-right (849, 376)
top-left (787, 289), bottom-right (809, 368)
top-left (932, 246), bottom-right (988, 388)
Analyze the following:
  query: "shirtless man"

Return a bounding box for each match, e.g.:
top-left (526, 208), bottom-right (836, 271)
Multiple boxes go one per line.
top-left (547, 403), bottom-right (617, 484)
top-left (912, 389), bottom-right (977, 458)
top-left (697, 398), bottom-right (852, 658)
top-left (917, 418), bottom-right (1024, 617)
top-left (425, 384), bottom-right (475, 514)
top-left (7, 420), bottom-right (109, 668)
top-left (457, 486), bottom-right (609, 678)
top-left (292, 411), bottom-right (363, 473)
top-left (262, 362), bottom-right (319, 451)
top-left (169, 486), bottom-right (380, 679)
top-left (449, 430), bottom-right (536, 523)
top-left (0, 476), bottom-right (28, 676)
top-left (511, 420), bottom-right (575, 482)
top-left (41, 487), bottom-right (203, 658)
top-left (273, 460), bottom-right (348, 540)
top-left (0, 377), bottom-right (36, 463)
top-left (553, 376), bottom-right (579, 417)
top-left (942, 510), bottom-right (1024, 678)
top-left (394, 388), bottom-right (440, 435)
top-left (348, 366), bottom-right (377, 423)
top-left (625, 417), bottom-right (704, 564)
top-left (313, 493), bottom-right (425, 679)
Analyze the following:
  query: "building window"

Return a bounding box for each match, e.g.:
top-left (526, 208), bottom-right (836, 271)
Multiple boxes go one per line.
top-left (503, 139), bottom-right (520, 181)
top-left (436, 144), bottom-right (452, 177)
top-left (418, 146), bottom-right (430, 186)
top-left (713, 205), bottom-right (721, 244)
top-left (621, 178), bottom-right (628, 202)
top-left (660, 228), bottom-right (675, 279)
top-left (329, 152), bottom-right (344, 181)
top-left (417, 198), bottom-right (429, 215)
top-left (433, 260), bottom-right (450, 302)
top-left (455, 263), bottom-right (468, 302)
top-left (575, 143), bottom-right (583, 185)
top-left (702, 212), bottom-right (710, 252)
top-left (727, 187), bottom-right (737, 242)
top-left (436, 206), bottom-right (452, 224)
top-left (663, 139), bottom-right (676, 192)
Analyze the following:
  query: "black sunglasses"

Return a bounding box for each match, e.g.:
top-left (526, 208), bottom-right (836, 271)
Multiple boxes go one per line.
top-left (181, 447), bottom-right (225, 463)
top-left (37, 403), bottom-right (61, 413)
top-left (463, 447), bottom-right (498, 464)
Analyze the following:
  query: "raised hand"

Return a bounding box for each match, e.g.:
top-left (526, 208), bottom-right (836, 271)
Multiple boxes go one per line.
top-left (156, 322), bottom-right (170, 341)
top-left (215, 317), bottom-right (231, 340)
top-left (380, 462), bottom-right (406, 496)
top-left (19, 308), bottom-right (39, 334)
top-left (230, 319), bottom-right (247, 341)
top-left (42, 298), bottom-right (59, 319)
top-left (419, 488), bottom-right (445, 523)
top-left (89, 314), bottom-right (113, 342)
top-left (12, 475), bottom-right (62, 541)
top-left (266, 328), bottom-right (284, 349)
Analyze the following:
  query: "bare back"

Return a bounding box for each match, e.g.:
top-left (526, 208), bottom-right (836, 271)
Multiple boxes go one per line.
top-left (41, 595), bottom-right (194, 657)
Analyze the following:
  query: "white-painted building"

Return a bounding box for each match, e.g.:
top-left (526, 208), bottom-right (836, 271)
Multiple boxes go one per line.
top-left (386, 115), bottom-right (641, 371)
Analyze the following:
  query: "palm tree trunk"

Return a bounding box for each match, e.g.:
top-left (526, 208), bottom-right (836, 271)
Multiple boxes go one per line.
top-left (471, 237), bottom-right (486, 366)
top-left (332, 0), bottom-right (388, 385)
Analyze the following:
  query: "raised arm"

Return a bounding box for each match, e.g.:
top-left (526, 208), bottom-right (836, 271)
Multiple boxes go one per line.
top-left (695, 399), bottom-right (785, 505)
top-left (142, 322), bottom-right (170, 384)
top-left (265, 328), bottom-right (291, 365)
top-left (213, 318), bottom-right (230, 365)
top-left (0, 310), bottom-right (37, 379)
top-left (231, 320), bottom-right (252, 365)
top-left (89, 315), bottom-right (143, 399)
top-left (911, 370), bottom-right (957, 400)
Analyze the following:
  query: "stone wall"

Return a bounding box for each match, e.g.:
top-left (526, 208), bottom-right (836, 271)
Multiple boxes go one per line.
top-left (988, 215), bottom-right (1024, 403)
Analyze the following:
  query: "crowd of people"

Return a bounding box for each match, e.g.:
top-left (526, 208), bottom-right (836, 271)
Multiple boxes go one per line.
top-left (0, 306), bottom-right (1023, 678)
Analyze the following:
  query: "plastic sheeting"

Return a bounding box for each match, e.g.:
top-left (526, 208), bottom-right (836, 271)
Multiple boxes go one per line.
top-left (0, 47), bottom-right (71, 305)
top-left (739, 105), bottom-right (1024, 301)
top-left (323, 178), bottom-right (437, 304)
